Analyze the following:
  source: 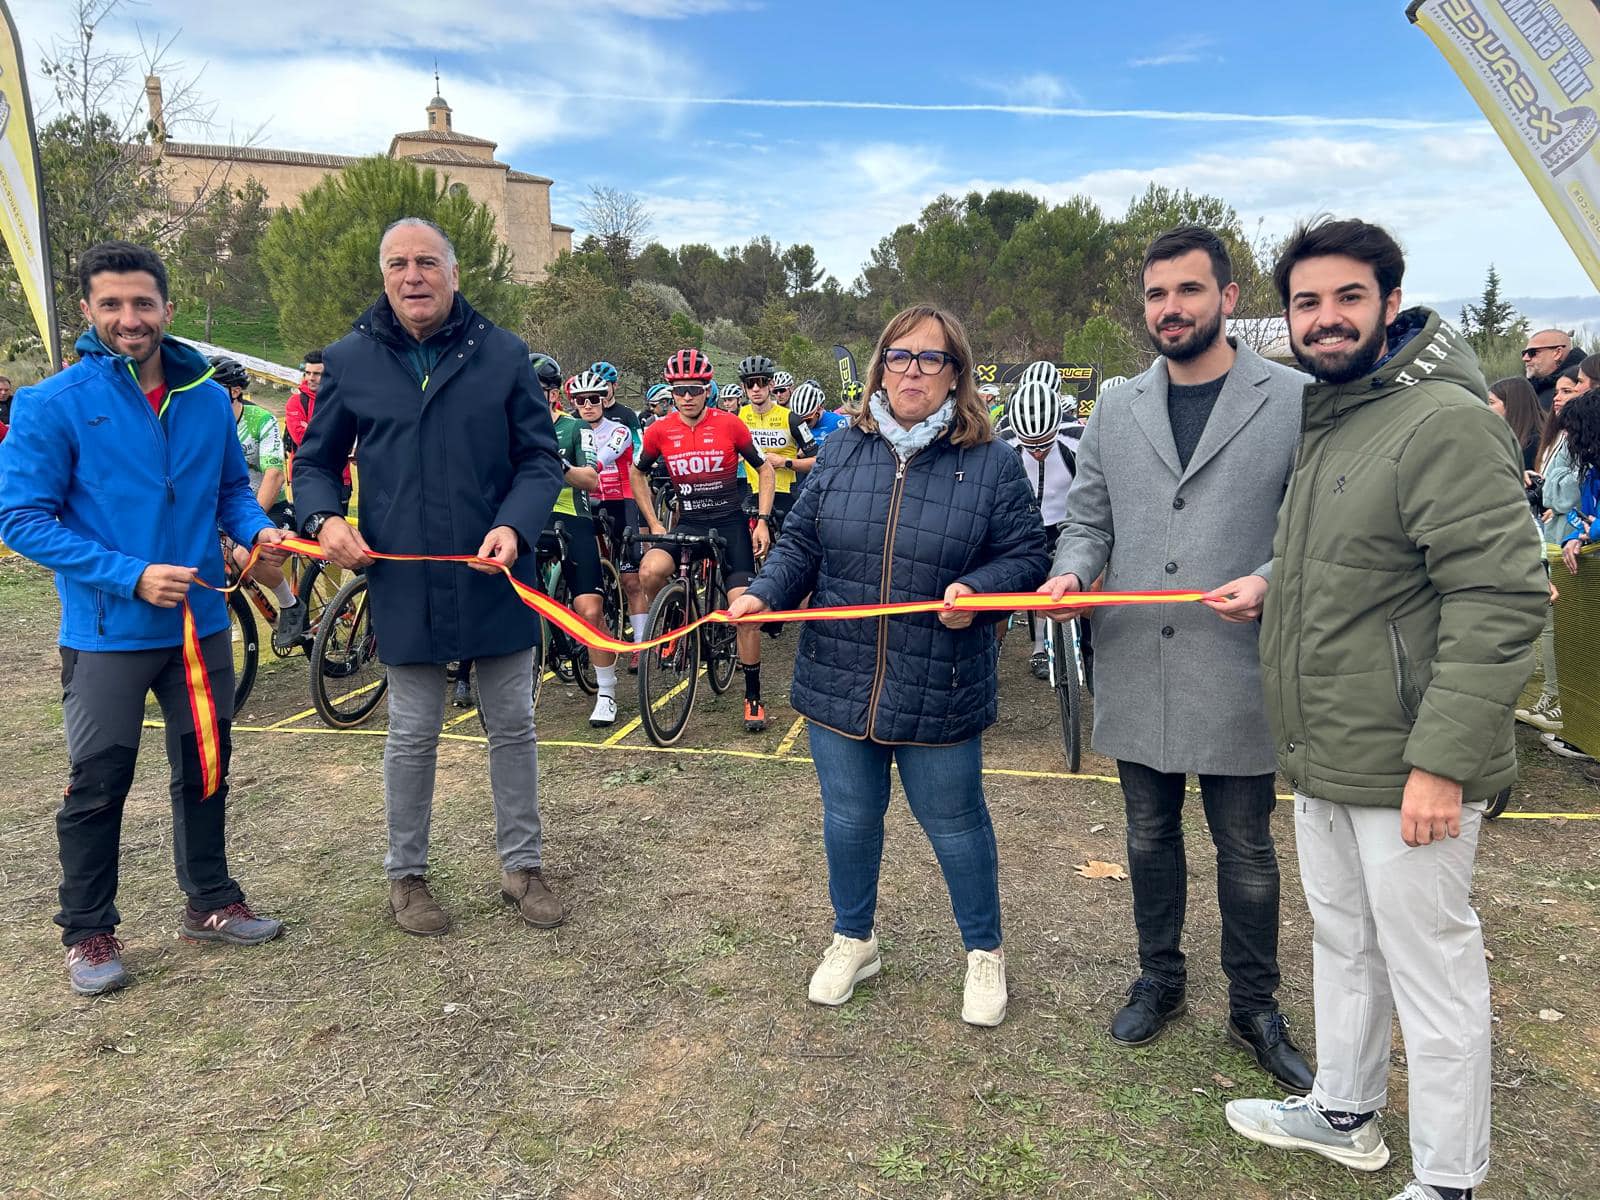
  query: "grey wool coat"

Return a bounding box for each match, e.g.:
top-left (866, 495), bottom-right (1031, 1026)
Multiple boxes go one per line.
top-left (1051, 340), bottom-right (1306, 775)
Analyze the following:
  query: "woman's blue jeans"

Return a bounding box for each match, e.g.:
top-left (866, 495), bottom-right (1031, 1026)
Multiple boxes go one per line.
top-left (808, 723), bottom-right (1001, 951)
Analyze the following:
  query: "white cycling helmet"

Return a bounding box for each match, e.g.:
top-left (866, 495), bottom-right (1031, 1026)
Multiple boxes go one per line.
top-left (977, 382), bottom-right (1002, 399)
top-left (565, 370), bottom-right (610, 399)
top-left (788, 379), bottom-right (825, 417)
top-left (771, 370), bottom-right (796, 391)
top-left (1008, 380), bottom-right (1063, 447)
top-left (1017, 360), bottom-right (1062, 393)
top-left (722, 382), bottom-right (744, 402)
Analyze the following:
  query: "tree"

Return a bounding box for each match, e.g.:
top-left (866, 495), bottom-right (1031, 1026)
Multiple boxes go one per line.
top-left (522, 257), bottom-right (682, 396)
top-left (259, 156), bottom-right (521, 352)
top-left (169, 179), bottom-right (271, 341)
top-left (1062, 314), bottom-right (1143, 380)
top-left (781, 244), bottom-right (823, 294)
top-left (0, 0), bottom-right (227, 358)
top-left (577, 186), bottom-right (651, 283)
top-left (1459, 265), bottom-right (1522, 350)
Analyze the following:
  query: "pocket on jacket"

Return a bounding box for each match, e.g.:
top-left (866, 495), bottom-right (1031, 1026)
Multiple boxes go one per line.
top-left (1387, 620), bottom-right (1421, 722)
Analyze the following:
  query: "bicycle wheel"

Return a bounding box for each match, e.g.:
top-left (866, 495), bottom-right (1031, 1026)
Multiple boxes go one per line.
top-left (228, 590), bottom-right (259, 716)
top-left (1049, 618), bottom-right (1083, 773)
top-left (701, 567), bottom-right (737, 695)
top-left (639, 578), bottom-right (699, 746)
top-left (563, 571), bottom-right (600, 697)
top-left (282, 557), bottom-right (342, 659)
top-left (309, 574), bottom-right (388, 728)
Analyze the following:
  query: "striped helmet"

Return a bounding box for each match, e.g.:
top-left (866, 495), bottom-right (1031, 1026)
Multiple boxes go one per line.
top-left (565, 370), bottom-right (610, 398)
top-left (662, 348), bottom-right (715, 382)
top-left (1017, 360), bottom-right (1061, 393)
top-left (722, 383), bottom-right (745, 402)
top-left (1008, 380), bottom-right (1063, 447)
top-left (771, 370), bottom-right (795, 391)
top-left (788, 380), bottom-right (825, 417)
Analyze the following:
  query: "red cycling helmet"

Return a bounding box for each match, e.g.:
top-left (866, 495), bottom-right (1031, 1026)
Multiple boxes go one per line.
top-left (662, 348), bottom-right (715, 383)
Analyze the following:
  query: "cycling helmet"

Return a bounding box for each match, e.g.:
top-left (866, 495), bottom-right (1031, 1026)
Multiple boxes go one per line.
top-left (662, 348), bottom-right (715, 383)
top-left (1007, 380), bottom-right (1063, 447)
top-left (788, 380), bottom-right (825, 418)
top-left (209, 355), bottom-right (249, 390)
top-left (1017, 360), bottom-right (1062, 393)
top-left (771, 370), bottom-right (795, 391)
top-left (721, 383), bottom-right (744, 402)
top-left (589, 360), bottom-right (619, 385)
top-left (977, 382), bottom-right (1001, 399)
top-left (645, 382), bottom-right (671, 407)
top-left (529, 353), bottom-right (563, 390)
top-left (738, 354), bottom-right (776, 381)
top-left (565, 369), bottom-right (610, 398)
top-left (841, 380), bottom-right (864, 402)
top-left (708, 380), bottom-right (721, 403)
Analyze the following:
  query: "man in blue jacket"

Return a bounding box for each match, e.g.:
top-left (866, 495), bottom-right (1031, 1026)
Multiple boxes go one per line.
top-left (0, 241), bottom-right (290, 996)
top-left (294, 218), bottom-right (565, 938)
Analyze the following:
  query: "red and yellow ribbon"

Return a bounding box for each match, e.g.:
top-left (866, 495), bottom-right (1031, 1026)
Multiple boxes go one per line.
top-left (188, 530), bottom-right (1204, 797)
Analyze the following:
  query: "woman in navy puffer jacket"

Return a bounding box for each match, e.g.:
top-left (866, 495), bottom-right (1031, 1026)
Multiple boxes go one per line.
top-left (733, 304), bottom-right (1048, 1028)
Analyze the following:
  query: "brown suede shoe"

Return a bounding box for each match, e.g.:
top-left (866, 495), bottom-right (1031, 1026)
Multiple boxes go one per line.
top-left (501, 867), bottom-right (564, 928)
top-left (389, 875), bottom-right (450, 936)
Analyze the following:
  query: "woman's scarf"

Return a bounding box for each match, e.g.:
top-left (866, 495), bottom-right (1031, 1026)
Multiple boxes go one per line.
top-left (869, 389), bottom-right (955, 462)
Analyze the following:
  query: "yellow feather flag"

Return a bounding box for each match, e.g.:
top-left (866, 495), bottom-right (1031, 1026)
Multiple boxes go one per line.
top-left (0, 0), bottom-right (59, 366)
top-left (1410, 0), bottom-right (1600, 290)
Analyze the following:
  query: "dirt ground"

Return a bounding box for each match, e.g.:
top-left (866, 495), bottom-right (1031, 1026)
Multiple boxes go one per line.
top-left (0, 556), bottom-right (1596, 1199)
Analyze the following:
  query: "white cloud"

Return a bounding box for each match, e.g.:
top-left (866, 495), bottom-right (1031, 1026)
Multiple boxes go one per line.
top-left (1128, 36), bottom-right (1221, 69)
top-left (977, 71), bottom-right (1080, 108)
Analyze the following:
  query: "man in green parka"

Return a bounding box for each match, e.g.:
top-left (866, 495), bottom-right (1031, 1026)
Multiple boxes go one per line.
top-left (1224, 218), bottom-right (1546, 1200)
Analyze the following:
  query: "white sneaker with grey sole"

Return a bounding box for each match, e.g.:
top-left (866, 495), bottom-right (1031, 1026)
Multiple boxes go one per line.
top-left (1224, 1095), bottom-right (1390, 1171)
top-left (962, 948), bottom-right (1007, 1027)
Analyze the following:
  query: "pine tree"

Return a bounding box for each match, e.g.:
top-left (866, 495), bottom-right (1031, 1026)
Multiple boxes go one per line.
top-left (1460, 265), bottom-right (1518, 352)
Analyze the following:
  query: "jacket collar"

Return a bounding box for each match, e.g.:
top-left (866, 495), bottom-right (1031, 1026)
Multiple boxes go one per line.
top-left (1128, 337), bottom-right (1281, 482)
top-left (1301, 307), bottom-right (1486, 424)
top-left (357, 292), bottom-right (474, 350)
top-left (74, 328), bottom-right (216, 393)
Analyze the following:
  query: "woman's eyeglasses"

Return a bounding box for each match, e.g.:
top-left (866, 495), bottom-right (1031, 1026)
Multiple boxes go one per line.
top-left (883, 348), bottom-right (960, 375)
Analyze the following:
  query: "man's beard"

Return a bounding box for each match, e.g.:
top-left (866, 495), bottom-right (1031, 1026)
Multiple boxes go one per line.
top-left (1146, 306), bottom-right (1223, 363)
top-left (1527, 365), bottom-right (1559, 390)
top-left (1291, 316), bottom-right (1387, 385)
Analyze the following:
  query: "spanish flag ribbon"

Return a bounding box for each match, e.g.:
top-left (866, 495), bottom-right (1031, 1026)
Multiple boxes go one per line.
top-left (189, 531), bottom-right (1206, 797)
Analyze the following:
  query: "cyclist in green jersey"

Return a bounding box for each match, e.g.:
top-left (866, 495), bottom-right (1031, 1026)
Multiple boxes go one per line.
top-left (212, 356), bottom-right (304, 648)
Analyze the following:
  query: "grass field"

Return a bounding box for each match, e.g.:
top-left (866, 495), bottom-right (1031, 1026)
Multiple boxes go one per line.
top-left (0, 557), bottom-right (1596, 1199)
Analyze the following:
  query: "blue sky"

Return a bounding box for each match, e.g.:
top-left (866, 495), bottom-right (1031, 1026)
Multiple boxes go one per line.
top-left (10, 0), bottom-right (1597, 306)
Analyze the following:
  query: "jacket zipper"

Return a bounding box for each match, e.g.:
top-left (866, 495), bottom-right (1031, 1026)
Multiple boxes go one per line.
top-left (864, 449), bottom-right (920, 739)
top-left (1388, 621), bottom-right (1418, 722)
top-left (1276, 399), bottom-right (1333, 774)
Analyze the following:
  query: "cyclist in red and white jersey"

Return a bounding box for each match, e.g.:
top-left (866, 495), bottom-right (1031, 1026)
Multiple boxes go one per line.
top-left (568, 369), bottom-right (650, 652)
top-left (630, 349), bottom-right (777, 732)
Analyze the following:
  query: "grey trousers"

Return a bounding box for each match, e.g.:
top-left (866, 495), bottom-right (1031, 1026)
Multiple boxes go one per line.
top-left (1294, 793), bottom-right (1491, 1192)
top-left (383, 649), bottom-right (542, 879)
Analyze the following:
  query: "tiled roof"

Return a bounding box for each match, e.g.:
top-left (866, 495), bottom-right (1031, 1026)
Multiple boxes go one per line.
top-left (388, 128), bottom-right (498, 149)
top-left (508, 169), bottom-right (554, 184)
top-left (137, 141), bottom-right (361, 169)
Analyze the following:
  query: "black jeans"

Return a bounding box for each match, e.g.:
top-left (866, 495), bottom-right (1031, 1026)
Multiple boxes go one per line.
top-left (1116, 760), bottom-right (1281, 1015)
top-left (55, 632), bottom-right (243, 946)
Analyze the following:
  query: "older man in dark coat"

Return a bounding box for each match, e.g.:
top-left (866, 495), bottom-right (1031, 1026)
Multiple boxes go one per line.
top-left (294, 217), bottom-right (565, 937)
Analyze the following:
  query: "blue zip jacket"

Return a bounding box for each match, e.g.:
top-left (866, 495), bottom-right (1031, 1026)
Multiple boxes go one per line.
top-left (1560, 466), bottom-right (1598, 544)
top-left (0, 330), bottom-right (271, 651)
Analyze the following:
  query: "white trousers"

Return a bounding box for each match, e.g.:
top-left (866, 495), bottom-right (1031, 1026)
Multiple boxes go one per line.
top-left (1293, 794), bottom-right (1491, 1191)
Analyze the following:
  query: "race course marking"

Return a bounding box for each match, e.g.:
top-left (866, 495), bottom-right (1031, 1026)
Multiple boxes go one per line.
top-left (139, 720), bottom-right (1600, 820)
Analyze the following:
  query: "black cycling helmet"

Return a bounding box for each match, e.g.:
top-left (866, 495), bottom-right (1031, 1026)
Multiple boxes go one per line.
top-left (738, 354), bottom-right (776, 381)
top-left (208, 355), bottom-right (249, 390)
top-left (529, 353), bottom-right (563, 391)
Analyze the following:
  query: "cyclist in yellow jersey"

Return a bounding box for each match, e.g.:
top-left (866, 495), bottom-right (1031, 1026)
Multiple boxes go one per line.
top-left (734, 354), bottom-right (818, 528)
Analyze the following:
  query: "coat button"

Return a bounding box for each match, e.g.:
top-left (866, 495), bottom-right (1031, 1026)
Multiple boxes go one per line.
top-left (468, 339), bottom-right (475, 346)
top-left (1165, 561), bottom-right (1178, 574)
top-left (1172, 497), bottom-right (1185, 510)
top-left (1161, 625), bottom-right (1174, 638)
top-left (1287, 741), bottom-right (1296, 753)
top-left (457, 353), bottom-right (464, 358)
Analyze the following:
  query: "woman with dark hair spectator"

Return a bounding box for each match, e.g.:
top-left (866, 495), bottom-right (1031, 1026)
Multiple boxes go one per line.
top-left (1518, 369), bottom-right (1585, 733)
top-left (728, 303), bottom-right (1049, 1027)
top-left (1578, 354), bottom-right (1600, 391)
top-left (1488, 377), bottom-right (1542, 471)
top-left (1532, 391), bottom-right (1600, 761)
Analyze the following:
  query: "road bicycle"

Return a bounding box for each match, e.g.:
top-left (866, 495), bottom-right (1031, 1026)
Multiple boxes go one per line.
top-left (629, 528), bottom-right (739, 746)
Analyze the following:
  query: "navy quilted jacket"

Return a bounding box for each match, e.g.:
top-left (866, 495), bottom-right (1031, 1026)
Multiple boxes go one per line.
top-left (746, 425), bottom-right (1048, 744)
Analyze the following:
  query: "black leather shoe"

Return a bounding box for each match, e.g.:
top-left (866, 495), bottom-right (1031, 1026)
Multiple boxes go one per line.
top-left (1228, 1010), bottom-right (1315, 1094)
top-left (1109, 977), bottom-right (1187, 1046)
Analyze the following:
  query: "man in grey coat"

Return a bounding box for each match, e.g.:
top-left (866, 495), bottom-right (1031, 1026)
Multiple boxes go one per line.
top-left (1040, 226), bottom-right (1312, 1092)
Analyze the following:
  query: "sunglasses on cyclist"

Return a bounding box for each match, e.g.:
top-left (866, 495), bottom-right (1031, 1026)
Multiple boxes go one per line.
top-left (772, 386), bottom-right (791, 395)
top-left (671, 384), bottom-right (709, 398)
top-left (742, 376), bottom-right (772, 388)
top-left (571, 393), bottom-right (606, 405)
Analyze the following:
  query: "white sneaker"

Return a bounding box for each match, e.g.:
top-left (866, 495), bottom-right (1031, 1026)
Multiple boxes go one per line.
top-left (808, 932), bottom-right (880, 1006)
top-left (962, 948), bottom-right (1007, 1027)
top-left (1516, 693), bottom-right (1563, 732)
top-left (1542, 731), bottom-right (1593, 761)
top-left (588, 694), bottom-right (618, 728)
